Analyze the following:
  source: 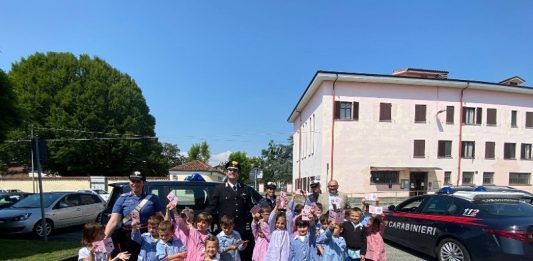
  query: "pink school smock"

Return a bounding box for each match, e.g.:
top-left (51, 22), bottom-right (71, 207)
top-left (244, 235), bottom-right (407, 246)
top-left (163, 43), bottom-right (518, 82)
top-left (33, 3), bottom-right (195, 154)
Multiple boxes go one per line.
top-left (251, 219), bottom-right (271, 261)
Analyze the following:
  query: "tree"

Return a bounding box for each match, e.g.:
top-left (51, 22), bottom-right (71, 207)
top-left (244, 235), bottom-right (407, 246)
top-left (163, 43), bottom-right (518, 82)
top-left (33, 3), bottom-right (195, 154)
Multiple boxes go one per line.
top-left (2, 52), bottom-right (167, 177)
top-left (0, 69), bottom-right (20, 141)
top-left (162, 142), bottom-right (186, 167)
top-left (187, 141), bottom-right (210, 163)
top-left (261, 138), bottom-right (293, 188)
top-left (228, 151), bottom-right (251, 184)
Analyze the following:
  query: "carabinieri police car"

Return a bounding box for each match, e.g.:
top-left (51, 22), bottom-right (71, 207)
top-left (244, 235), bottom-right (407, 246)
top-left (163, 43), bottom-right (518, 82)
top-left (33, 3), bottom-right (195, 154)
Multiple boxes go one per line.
top-left (384, 191), bottom-right (533, 261)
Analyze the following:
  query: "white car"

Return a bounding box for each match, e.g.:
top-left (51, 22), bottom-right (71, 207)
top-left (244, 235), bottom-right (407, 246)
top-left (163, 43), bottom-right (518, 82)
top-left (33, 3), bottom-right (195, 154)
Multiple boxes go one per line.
top-left (77, 189), bottom-right (110, 202)
top-left (0, 192), bottom-right (106, 237)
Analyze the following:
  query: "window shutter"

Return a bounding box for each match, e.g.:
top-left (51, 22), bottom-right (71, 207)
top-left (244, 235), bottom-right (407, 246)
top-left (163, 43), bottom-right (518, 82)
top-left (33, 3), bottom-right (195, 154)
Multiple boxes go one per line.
top-left (438, 141), bottom-right (445, 157)
top-left (352, 102), bottom-right (359, 121)
top-left (446, 106), bottom-right (454, 124)
top-left (526, 112), bottom-right (533, 128)
top-left (485, 142), bottom-right (495, 159)
top-left (415, 105), bottom-right (426, 122)
top-left (380, 103), bottom-right (391, 121)
top-left (487, 109), bottom-right (497, 125)
top-left (414, 140), bottom-right (425, 157)
top-left (476, 107), bottom-right (482, 125)
top-left (334, 101), bottom-right (340, 119)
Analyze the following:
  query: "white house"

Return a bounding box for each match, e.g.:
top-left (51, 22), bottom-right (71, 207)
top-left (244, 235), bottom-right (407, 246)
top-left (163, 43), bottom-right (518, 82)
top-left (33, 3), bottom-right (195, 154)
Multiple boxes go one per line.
top-left (288, 69), bottom-right (533, 197)
top-left (169, 160), bottom-right (225, 182)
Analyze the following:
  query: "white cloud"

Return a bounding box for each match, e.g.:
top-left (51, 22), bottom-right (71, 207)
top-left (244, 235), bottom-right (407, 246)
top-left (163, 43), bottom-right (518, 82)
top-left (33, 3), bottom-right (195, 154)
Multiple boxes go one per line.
top-left (209, 151), bottom-right (232, 166)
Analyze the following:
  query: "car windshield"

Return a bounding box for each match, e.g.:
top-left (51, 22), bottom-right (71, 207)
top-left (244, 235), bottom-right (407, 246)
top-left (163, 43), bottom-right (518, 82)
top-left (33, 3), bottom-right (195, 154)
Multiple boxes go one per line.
top-left (11, 193), bottom-right (63, 208)
top-left (475, 200), bottom-right (533, 217)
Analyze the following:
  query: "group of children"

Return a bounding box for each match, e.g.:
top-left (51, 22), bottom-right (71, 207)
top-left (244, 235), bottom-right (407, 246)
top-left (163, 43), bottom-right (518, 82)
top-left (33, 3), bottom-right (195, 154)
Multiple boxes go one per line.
top-left (250, 196), bottom-right (387, 261)
top-left (79, 195), bottom-right (386, 261)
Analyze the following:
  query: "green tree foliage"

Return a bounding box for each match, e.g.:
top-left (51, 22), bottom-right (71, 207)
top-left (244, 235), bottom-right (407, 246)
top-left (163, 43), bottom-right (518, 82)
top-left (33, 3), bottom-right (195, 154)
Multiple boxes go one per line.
top-left (228, 151), bottom-right (251, 184)
top-left (162, 142), bottom-right (186, 168)
top-left (187, 141), bottom-right (210, 163)
top-left (0, 69), bottom-right (20, 141)
top-left (261, 138), bottom-right (293, 187)
top-left (2, 52), bottom-right (167, 176)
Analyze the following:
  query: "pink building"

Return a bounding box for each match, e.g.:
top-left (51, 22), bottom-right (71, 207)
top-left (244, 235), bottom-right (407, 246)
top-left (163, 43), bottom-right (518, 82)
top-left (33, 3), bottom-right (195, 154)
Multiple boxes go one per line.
top-left (288, 69), bottom-right (533, 197)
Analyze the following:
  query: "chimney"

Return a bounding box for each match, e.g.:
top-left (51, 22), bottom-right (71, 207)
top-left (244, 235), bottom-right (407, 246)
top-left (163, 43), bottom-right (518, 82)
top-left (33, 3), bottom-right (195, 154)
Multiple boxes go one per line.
top-left (393, 68), bottom-right (449, 79)
top-left (499, 76), bottom-right (525, 86)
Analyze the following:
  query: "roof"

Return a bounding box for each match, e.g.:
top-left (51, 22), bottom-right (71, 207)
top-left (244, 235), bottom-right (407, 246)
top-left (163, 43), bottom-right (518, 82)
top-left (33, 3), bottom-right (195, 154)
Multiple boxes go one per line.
top-left (169, 160), bottom-right (219, 172)
top-left (288, 70), bottom-right (533, 123)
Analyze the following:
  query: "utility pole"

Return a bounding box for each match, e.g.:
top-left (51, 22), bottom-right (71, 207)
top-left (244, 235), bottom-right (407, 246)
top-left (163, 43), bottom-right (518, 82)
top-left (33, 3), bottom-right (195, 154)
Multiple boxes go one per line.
top-left (32, 137), bottom-right (48, 241)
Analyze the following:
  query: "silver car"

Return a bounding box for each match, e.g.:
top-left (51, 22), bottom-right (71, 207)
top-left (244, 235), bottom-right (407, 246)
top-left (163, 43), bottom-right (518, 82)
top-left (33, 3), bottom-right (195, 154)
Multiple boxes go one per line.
top-left (0, 192), bottom-right (105, 237)
top-left (77, 189), bottom-right (110, 202)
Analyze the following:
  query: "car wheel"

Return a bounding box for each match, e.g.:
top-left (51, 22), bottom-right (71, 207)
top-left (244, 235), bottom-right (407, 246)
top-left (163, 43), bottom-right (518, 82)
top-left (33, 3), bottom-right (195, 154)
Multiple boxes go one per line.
top-left (437, 238), bottom-right (470, 261)
top-left (33, 219), bottom-right (53, 237)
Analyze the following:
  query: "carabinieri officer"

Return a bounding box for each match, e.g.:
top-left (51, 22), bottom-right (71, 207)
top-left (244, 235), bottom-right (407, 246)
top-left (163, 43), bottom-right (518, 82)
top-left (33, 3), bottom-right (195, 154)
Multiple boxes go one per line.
top-left (205, 160), bottom-right (263, 261)
top-left (104, 171), bottom-right (164, 261)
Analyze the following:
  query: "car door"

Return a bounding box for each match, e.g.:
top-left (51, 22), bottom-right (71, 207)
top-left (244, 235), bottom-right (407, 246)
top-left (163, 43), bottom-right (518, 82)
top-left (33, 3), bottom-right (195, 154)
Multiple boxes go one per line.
top-left (385, 196), bottom-right (427, 248)
top-left (417, 195), bottom-right (460, 253)
top-left (51, 194), bottom-right (83, 228)
top-left (79, 193), bottom-right (105, 223)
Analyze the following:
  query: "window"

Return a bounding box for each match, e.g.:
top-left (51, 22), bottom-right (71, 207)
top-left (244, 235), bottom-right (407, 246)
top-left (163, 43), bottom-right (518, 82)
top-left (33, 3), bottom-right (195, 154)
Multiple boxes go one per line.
top-left (446, 106), bottom-right (454, 124)
top-left (487, 108), bottom-right (497, 126)
top-left (444, 171), bottom-right (452, 185)
top-left (526, 112), bottom-right (533, 128)
top-left (370, 171), bottom-right (399, 184)
top-left (169, 187), bottom-right (209, 209)
top-left (461, 141), bottom-right (475, 158)
top-left (334, 101), bottom-right (359, 120)
top-left (438, 140), bottom-right (452, 158)
top-left (415, 104), bottom-right (426, 123)
top-left (335, 101), bottom-right (352, 120)
top-left (462, 107), bottom-right (482, 125)
top-left (380, 103), bottom-right (392, 121)
top-left (521, 143), bottom-right (532, 160)
top-left (396, 197), bottom-right (425, 213)
top-left (413, 140), bottom-right (425, 158)
top-left (462, 172), bottom-right (474, 185)
top-left (504, 143), bottom-right (516, 160)
top-left (483, 172), bottom-right (494, 185)
top-left (509, 172), bottom-right (531, 185)
top-left (511, 110), bottom-right (517, 127)
top-left (421, 196), bottom-right (459, 215)
top-left (485, 142), bottom-right (495, 159)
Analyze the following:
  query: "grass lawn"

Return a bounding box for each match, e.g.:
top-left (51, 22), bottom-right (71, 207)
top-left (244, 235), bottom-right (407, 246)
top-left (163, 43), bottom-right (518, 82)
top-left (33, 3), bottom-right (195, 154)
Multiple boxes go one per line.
top-left (0, 239), bottom-right (78, 261)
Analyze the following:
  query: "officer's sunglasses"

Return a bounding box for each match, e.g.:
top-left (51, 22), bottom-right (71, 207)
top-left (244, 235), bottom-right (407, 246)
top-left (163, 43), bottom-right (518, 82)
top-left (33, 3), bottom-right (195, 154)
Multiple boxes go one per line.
top-left (227, 167), bottom-right (239, 172)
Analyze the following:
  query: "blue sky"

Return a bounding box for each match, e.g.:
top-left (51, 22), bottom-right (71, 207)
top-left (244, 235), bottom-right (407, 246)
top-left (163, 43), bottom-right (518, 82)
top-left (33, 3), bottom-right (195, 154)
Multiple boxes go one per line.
top-left (1, 1), bottom-right (532, 165)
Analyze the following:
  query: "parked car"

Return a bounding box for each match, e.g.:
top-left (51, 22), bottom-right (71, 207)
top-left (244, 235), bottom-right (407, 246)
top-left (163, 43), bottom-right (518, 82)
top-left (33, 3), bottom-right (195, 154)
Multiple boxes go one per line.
top-left (77, 189), bottom-right (110, 202)
top-left (0, 192), bottom-right (106, 237)
top-left (0, 192), bottom-right (33, 210)
top-left (384, 191), bottom-right (533, 261)
top-left (98, 181), bottom-right (220, 227)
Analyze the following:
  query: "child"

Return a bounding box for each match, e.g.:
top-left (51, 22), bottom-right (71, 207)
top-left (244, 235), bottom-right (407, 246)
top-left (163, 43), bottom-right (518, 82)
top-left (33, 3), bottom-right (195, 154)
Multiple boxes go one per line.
top-left (365, 215), bottom-right (387, 261)
top-left (171, 206), bottom-right (213, 261)
top-left (317, 215), bottom-right (346, 261)
top-left (289, 217), bottom-right (319, 261)
top-left (251, 205), bottom-right (271, 261)
top-left (217, 215), bottom-right (248, 261)
top-left (265, 198), bottom-right (292, 260)
top-left (341, 208), bottom-right (367, 261)
top-left (132, 215), bottom-right (163, 261)
top-left (78, 223), bottom-right (130, 261)
top-left (204, 235), bottom-right (220, 261)
top-left (156, 220), bottom-right (187, 261)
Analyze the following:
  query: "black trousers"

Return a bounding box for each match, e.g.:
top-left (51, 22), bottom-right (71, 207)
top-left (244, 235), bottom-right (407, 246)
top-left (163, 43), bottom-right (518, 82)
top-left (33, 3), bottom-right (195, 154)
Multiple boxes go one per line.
top-left (112, 227), bottom-right (145, 261)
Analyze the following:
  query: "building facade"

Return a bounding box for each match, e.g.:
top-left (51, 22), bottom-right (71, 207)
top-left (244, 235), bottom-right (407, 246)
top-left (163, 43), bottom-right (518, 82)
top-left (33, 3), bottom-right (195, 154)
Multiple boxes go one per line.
top-left (288, 69), bottom-right (533, 196)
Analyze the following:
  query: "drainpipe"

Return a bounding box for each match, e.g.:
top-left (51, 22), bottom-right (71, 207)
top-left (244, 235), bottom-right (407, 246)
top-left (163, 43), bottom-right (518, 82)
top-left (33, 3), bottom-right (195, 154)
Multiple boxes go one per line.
top-left (330, 74), bottom-right (338, 181)
top-left (298, 112), bottom-right (302, 189)
top-left (456, 82), bottom-right (469, 186)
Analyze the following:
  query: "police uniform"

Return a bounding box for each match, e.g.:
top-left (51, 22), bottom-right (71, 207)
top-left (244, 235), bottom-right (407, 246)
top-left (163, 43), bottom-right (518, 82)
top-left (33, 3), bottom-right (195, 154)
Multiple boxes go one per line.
top-left (110, 173), bottom-right (163, 261)
top-left (205, 161), bottom-right (263, 261)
